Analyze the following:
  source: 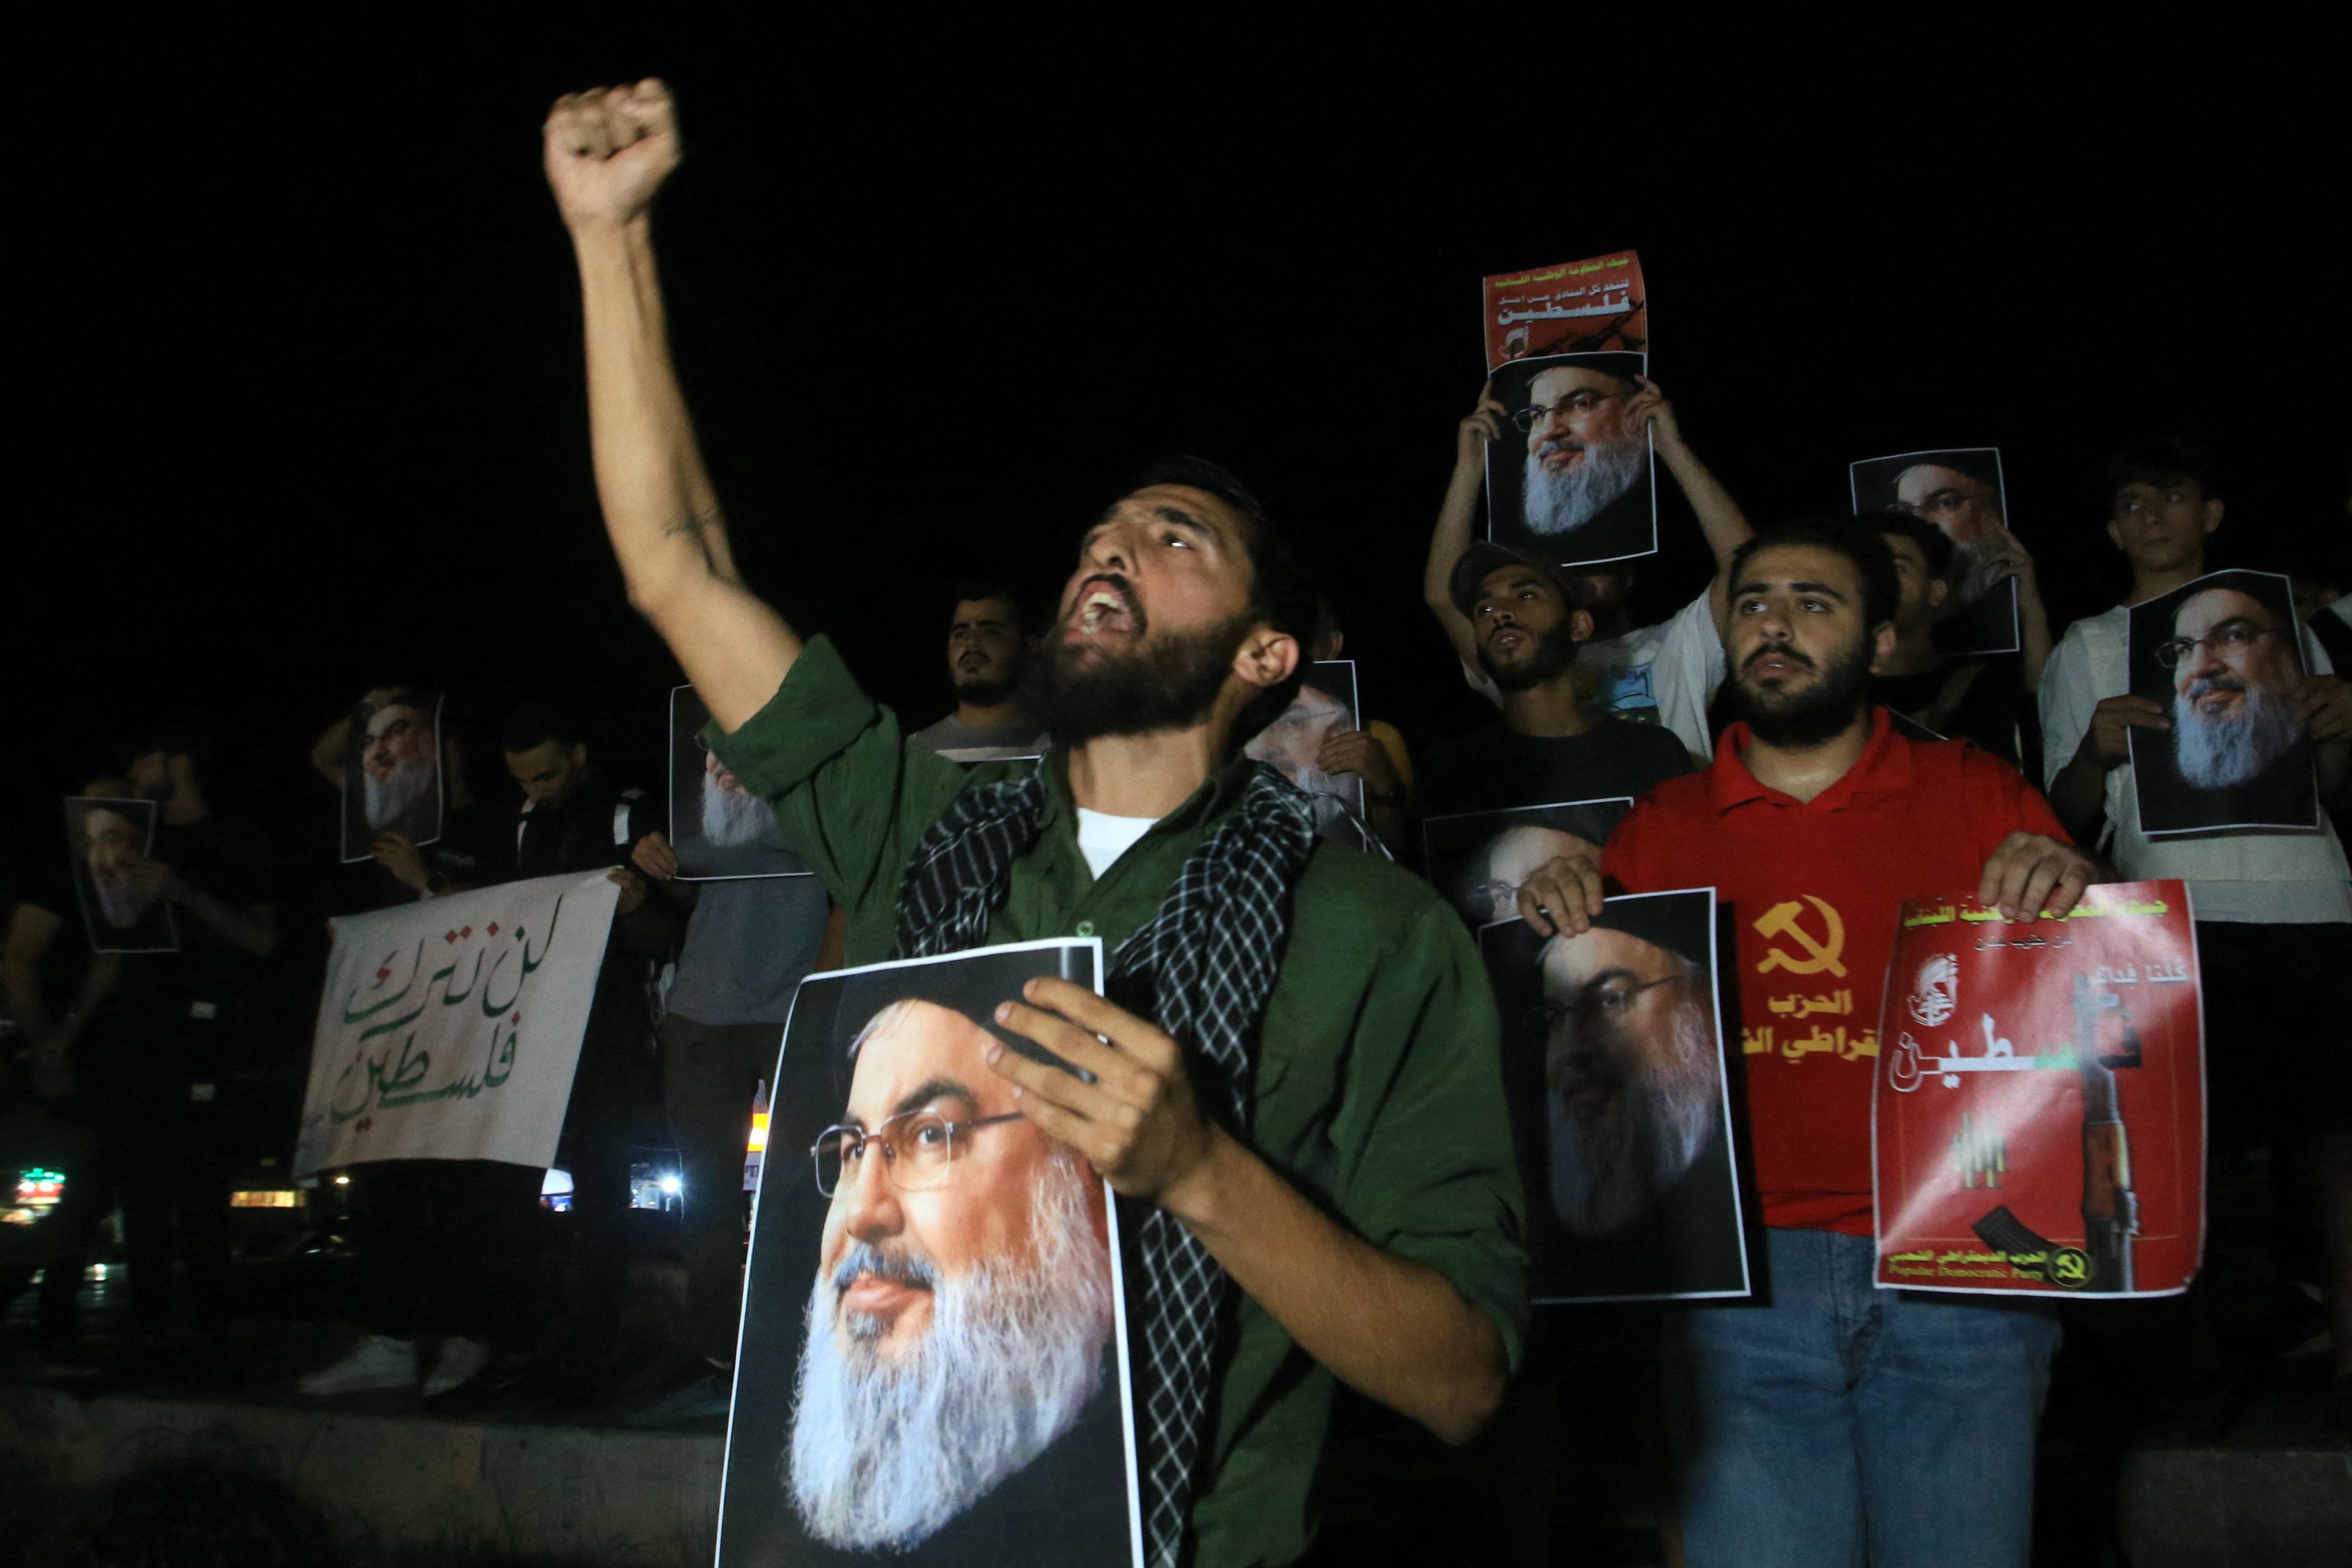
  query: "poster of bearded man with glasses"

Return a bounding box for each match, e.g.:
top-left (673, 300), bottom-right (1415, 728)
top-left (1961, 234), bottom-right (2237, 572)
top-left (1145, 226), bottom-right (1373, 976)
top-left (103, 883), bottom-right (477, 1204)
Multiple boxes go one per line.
top-left (670, 685), bottom-right (819, 880)
top-left (338, 689), bottom-right (444, 863)
top-left (1850, 447), bottom-right (2025, 658)
top-left (1480, 253), bottom-right (1657, 568)
top-left (1478, 889), bottom-right (1748, 1303)
top-left (2126, 568), bottom-right (2325, 836)
top-left (717, 939), bottom-right (1140, 1568)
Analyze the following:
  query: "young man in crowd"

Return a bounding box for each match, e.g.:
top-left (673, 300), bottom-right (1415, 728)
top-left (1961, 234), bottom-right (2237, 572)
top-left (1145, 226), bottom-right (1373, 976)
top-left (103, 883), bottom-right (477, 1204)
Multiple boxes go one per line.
top-left (1417, 543), bottom-right (1693, 825)
top-left (617, 769), bottom-right (833, 1424)
top-left (910, 582), bottom-right (1048, 762)
top-left (295, 687), bottom-right (536, 1404)
top-left (1426, 378), bottom-right (1752, 762)
top-left (36, 731), bottom-right (280, 1372)
top-left (1519, 524), bottom-right (2097, 1566)
top-left (2040, 438), bottom-right (2352, 1426)
top-left (1851, 512), bottom-right (2050, 766)
top-left (543, 79), bottom-right (1524, 1568)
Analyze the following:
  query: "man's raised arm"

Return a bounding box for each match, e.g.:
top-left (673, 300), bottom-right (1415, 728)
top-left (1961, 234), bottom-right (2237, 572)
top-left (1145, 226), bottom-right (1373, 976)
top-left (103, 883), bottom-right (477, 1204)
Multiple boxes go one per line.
top-left (544, 80), bottom-right (800, 731)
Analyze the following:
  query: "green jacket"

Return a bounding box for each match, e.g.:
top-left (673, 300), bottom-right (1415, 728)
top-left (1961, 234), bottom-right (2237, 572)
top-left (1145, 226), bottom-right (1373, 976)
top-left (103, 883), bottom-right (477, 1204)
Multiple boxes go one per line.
top-left (711, 636), bottom-right (1528, 1567)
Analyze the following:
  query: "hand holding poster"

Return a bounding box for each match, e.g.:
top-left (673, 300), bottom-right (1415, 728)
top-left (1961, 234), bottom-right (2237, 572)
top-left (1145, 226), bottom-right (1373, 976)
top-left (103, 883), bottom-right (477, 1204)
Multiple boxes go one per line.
top-left (1874, 881), bottom-right (2203, 1296)
top-left (1423, 797), bottom-right (1634, 928)
top-left (2123, 569), bottom-right (2324, 837)
top-left (64, 795), bottom-right (178, 955)
top-left (292, 870), bottom-right (623, 1176)
top-left (1480, 252), bottom-right (1656, 567)
top-left (1477, 890), bottom-right (1749, 1303)
top-left (669, 685), bottom-right (818, 880)
top-left (718, 940), bottom-right (1140, 1568)
top-left (340, 690), bottom-right (445, 864)
top-left (1849, 448), bottom-right (2022, 658)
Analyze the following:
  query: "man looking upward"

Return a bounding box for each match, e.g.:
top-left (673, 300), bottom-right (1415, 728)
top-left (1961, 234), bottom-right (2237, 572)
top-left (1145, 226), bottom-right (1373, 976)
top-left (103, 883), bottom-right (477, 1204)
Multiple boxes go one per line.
top-left (1428, 378), bottom-right (1752, 762)
top-left (541, 80), bottom-right (1524, 1568)
top-left (913, 583), bottom-right (1048, 763)
top-left (1515, 524), bottom-right (2096, 1566)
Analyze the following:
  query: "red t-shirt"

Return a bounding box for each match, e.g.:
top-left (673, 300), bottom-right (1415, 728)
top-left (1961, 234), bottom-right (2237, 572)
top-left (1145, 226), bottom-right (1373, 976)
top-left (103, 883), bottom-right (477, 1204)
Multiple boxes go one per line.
top-left (1601, 709), bottom-right (2071, 1236)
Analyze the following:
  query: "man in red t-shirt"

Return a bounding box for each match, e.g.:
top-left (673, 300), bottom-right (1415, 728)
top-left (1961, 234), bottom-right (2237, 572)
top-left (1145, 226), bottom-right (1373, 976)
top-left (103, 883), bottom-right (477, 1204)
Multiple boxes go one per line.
top-left (1517, 521), bottom-right (2097, 1568)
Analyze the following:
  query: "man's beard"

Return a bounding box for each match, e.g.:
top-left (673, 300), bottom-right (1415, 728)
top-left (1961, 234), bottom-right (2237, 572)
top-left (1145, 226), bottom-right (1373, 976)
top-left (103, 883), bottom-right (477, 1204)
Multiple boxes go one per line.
top-left (362, 751), bottom-right (436, 831)
top-left (1724, 632), bottom-right (1873, 748)
top-left (91, 871), bottom-right (158, 932)
top-left (1476, 616), bottom-right (1579, 694)
top-left (787, 1154), bottom-right (1113, 1552)
top-left (1019, 591), bottom-right (1248, 747)
top-left (2173, 678), bottom-right (2303, 790)
top-left (1945, 531), bottom-right (2006, 612)
top-left (1546, 987), bottom-right (1720, 1236)
top-left (953, 669), bottom-right (1017, 709)
top-left (1521, 434), bottom-right (1646, 536)
top-left (700, 769), bottom-right (778, 847)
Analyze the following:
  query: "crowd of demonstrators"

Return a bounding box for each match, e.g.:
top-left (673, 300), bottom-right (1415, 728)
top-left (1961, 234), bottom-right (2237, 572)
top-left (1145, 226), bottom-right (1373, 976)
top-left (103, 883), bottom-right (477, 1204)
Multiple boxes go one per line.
top-left (2, 71), bottom-right (2347, 1568)
top-left (2040, 439), bottom-right (2352, 1420)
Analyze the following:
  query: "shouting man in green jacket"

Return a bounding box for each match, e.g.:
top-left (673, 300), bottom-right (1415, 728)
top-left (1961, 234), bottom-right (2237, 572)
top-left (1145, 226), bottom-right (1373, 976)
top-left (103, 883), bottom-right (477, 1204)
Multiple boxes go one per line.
top-left (542, 79), bottom-right (1528, 1568)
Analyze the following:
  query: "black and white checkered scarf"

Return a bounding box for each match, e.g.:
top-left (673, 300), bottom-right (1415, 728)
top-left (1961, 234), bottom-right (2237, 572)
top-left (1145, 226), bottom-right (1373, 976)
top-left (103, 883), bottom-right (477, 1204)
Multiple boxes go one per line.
top-left (894, 761), bottom-right (1318, 1568)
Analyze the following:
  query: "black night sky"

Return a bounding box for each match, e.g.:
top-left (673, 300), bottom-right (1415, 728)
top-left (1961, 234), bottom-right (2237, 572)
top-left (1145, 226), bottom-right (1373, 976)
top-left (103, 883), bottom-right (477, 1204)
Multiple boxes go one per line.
top-left (16, 47), bottom-right (2347, 846)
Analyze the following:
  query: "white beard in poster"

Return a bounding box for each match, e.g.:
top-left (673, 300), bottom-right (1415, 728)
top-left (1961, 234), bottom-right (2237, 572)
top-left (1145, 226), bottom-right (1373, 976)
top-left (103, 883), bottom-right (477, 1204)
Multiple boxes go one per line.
top-left (363, 751), bottom-right (436, 832)
top-left (700, 768), bottom-right (778, 847)
top-left (1947, 531), bottom-right (2009, 617)
top-left (1521, 432), bottom-right (1646, 537)
top-left (787, 1151), bottom-right (1112, 1552)
top-left (2173, 675), bottom-right (2303, 790)
top-left (1547, 976), bottom-right (1719, 1236)
top-left (91, 869), bottom-right (159, 932)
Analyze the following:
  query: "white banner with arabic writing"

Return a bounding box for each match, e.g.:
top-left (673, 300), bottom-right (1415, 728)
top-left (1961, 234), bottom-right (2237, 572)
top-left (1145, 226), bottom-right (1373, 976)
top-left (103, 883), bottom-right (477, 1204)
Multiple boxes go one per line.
top-left (293, 871), bottom-right (621, 1176)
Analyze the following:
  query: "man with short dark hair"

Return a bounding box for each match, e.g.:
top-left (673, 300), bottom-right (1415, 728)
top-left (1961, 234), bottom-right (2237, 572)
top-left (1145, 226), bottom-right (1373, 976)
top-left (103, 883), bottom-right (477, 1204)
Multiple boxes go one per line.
top-left (1517, 522), bottom-right (2097, 1566)
top-left (2040, 437), bottom-right (2352, 1427)
top-left (912, 584), bottom-right (1048, 763)
top-left (1416, 543), bottom-right (1693, 829)
top-left (1428, 378), bottom-right (1754, 761)
top-left (1851, 511), bottom-right (2050, 764)
top-left (542, 80), bottom-right (1525, 1567)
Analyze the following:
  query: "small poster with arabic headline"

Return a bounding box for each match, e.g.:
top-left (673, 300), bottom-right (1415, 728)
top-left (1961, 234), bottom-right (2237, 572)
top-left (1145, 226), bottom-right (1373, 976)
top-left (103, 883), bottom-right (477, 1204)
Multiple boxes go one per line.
top-left (1480, 252), bottom-right (1655, 568)
top-left (1874, 881), bottom-right (2204, 1297)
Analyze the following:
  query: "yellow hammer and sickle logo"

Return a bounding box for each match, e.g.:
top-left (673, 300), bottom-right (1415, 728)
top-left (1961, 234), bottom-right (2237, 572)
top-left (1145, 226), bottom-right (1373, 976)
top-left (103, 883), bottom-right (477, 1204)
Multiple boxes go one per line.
top-left (1754, 896), bottom-right (1847, 976)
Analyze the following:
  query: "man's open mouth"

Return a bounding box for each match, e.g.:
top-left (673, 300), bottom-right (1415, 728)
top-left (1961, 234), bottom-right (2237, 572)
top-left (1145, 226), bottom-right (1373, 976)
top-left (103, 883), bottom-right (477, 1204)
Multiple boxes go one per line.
top-left (1744, 646), bottom-right (1812, 680)
top-left (1069, 576), bottom-right (1138, 637)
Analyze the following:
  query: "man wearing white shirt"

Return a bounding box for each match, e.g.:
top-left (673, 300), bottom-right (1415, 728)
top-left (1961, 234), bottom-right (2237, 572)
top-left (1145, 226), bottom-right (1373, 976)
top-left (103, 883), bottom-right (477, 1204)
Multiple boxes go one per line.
top-left (1425, 379), bottom-right (1751, 762)
top-left (2040, 437), bottom-right (2352, 1428)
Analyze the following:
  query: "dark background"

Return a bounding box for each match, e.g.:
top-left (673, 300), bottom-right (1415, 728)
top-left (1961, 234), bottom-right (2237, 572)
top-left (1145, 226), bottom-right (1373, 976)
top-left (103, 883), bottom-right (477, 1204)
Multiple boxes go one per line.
top-left (13, 44), bottom-right (2347, 845)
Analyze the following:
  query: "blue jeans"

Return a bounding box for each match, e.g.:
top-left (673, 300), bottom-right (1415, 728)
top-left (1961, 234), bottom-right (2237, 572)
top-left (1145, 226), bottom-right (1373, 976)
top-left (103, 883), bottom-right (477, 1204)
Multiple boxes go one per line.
top-left (1662, 1227), bottom-right (2060, 1568)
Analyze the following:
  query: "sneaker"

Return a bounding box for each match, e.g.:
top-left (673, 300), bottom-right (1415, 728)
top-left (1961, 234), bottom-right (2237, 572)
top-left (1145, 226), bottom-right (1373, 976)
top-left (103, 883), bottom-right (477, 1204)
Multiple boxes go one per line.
top-left (623, 1366), bottom-right (735, 1427)
top-left (423, 1337), bottom-right (492, 1399)
top-left (297, 1335), bottom-right (419, 1396)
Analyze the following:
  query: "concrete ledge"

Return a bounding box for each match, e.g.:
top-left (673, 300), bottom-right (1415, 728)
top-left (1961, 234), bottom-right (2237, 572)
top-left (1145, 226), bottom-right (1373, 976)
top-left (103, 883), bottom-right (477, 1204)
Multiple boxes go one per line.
top-left (2114, 1446), bottom-right (2352, 1568)
top-left (0, 1384), bottom-right (722, 1565)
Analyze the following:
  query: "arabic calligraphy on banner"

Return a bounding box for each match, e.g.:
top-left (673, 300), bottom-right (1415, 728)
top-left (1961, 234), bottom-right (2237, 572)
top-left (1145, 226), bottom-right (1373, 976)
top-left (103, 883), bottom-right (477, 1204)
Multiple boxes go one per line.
top-left (1874, 880), bottom-right (2204, 1298)
top-left (293, 871), bottom-right (622, 1176)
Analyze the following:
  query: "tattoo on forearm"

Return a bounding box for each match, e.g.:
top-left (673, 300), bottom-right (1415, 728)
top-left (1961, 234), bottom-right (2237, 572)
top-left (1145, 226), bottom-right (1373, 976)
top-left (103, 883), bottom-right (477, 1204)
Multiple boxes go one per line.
top-left (662, 511), bottom-right (723, 540)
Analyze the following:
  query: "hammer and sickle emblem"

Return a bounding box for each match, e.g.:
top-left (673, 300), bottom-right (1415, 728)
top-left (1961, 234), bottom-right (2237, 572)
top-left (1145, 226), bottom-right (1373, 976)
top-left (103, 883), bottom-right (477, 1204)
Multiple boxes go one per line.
top-left (1754, 896), bottom-right (1847, 976)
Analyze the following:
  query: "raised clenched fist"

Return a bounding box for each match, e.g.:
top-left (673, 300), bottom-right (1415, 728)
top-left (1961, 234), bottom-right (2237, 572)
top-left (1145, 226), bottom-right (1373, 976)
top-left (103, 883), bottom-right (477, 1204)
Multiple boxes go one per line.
top-left (543, 79), bottom-right (682, 230)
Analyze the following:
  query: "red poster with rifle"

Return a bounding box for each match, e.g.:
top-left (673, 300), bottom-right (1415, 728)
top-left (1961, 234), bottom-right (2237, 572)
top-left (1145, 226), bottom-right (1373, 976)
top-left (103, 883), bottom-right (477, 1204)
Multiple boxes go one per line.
top-left (1874, 880), bottom-right (2204, 1297)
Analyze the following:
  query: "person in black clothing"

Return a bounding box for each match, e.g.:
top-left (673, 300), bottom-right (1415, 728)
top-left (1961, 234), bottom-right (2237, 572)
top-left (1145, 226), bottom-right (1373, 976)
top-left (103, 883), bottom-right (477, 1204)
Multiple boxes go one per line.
top-left (426, 699), bottom-right (681, 1411)
top-left (36, 731), bottom-right (279, 1359)
top-left (296, 689), bottom-right (546, 1403)
top-left (1852, 511), bottom-right (2050, 771)
top-left (1419, 544), bottom-right (1693, 825)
